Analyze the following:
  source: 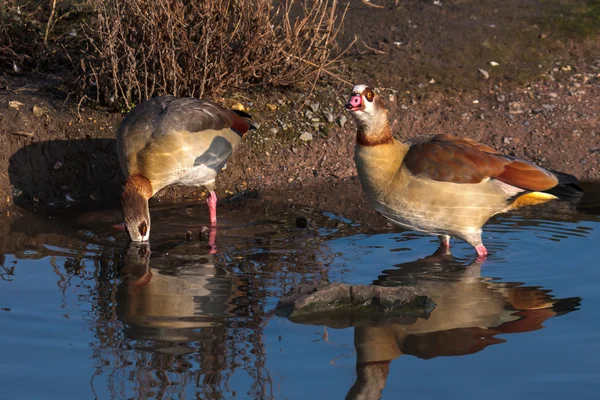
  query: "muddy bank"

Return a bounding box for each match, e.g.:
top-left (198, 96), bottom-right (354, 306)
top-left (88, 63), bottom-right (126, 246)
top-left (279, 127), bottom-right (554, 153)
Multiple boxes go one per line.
top-left (1, 1), bottom-right (600, 212)
top-left (2, 71), bottom-right (599, 213)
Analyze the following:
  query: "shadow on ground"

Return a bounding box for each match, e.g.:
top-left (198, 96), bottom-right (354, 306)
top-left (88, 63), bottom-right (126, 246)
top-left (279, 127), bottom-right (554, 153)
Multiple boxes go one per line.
top-left (8, 139), bottom-right (124, 208)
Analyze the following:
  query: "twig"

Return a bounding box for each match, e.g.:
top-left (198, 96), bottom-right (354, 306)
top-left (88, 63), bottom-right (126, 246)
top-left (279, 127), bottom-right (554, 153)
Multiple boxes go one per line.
top-left (11, 131), bottom-right (34, 137)
top-left (355, 35), bottom-right (387, 55)
top-left (44, 0), bottom-right (58, 47)
top-left (281, 51), bottom-right (353, 85)
top-left (76, 94), bottom-right (88, 122)
top-left (361, 0), bottom-right (385, 8)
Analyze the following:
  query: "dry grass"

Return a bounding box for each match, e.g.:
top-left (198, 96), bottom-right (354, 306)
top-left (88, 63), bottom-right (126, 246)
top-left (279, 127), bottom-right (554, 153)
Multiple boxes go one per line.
top-left (80, 0), bottom-right (350, 109)
top-left (1, 0), bottom-right (96, 72)
top-left (0, 0), bottom-right (40, 70)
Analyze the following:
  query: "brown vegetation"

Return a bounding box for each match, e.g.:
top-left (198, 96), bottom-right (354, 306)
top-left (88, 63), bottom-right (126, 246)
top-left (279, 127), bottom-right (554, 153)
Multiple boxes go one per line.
top-left (1, 1), bottom-right (348, 108)
top-left (0, 0), bottom-right (93, 72)
top-left (80, 0), bottom-right (349, 108)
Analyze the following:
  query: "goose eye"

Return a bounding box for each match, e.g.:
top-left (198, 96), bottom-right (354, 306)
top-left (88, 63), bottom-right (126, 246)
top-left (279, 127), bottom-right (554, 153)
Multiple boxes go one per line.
top-left (138, 221), bottom-right (148, 237)
top-left (365, 88), bottom-right (374, 102)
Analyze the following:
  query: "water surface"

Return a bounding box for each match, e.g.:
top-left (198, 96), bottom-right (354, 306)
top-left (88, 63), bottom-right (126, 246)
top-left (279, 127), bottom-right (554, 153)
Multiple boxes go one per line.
top-left (1, 181), bottom-right (599, 399)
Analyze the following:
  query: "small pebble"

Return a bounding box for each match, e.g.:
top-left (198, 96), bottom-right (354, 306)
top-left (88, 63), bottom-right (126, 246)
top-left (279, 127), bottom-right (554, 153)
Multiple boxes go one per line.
top-left (299, 132), bottom-right (313, 142)
top-left (199, 226), bottom-right (209, 241)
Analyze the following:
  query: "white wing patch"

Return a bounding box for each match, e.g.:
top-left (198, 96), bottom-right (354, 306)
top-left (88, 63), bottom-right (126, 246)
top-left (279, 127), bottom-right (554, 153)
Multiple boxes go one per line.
top-left (177, 164), bottom-right (217, 186)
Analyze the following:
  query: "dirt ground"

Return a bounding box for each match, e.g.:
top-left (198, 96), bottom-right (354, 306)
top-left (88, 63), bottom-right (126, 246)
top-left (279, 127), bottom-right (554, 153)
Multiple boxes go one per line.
top-left (1, 0), bottom-right (599, 213)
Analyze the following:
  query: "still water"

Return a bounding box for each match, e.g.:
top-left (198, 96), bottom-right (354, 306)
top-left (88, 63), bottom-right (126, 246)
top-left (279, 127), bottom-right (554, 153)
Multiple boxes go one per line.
top-left (1, 181), bottom-right (599, 400)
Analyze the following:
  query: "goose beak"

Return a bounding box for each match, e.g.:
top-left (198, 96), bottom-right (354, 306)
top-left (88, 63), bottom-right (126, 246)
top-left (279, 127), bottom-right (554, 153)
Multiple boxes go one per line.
top-left (345, 94), bottom-right (363, 111)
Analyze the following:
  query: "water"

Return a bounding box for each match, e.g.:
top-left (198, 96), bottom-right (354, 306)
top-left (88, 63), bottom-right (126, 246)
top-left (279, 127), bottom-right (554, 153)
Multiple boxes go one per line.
top-left (1, 181), bottom-right (599, 400)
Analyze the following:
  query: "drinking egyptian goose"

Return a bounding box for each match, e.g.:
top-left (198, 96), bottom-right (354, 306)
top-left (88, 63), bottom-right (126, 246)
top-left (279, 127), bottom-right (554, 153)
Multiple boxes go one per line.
top-left (116, 95), bottom-right (255, 242)
top-left (345, 84), bottom-right (582, 257)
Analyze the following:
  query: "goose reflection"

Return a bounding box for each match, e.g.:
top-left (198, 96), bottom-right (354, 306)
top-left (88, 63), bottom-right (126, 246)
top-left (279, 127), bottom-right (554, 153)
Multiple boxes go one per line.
top-left (117, 240), bottom-right (241, 345)
top-left (345, 247), bottom-right (581, 400)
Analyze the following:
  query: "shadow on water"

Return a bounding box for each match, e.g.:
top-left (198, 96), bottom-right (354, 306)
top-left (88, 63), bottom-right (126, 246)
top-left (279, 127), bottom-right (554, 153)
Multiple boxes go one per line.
top-left (0, 181), bottom-right (599, 399)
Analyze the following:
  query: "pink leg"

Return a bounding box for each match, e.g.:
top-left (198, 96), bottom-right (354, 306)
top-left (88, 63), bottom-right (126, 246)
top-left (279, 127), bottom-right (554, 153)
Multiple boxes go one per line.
top-left (207, 191), bottom-right (217, 226)
top-left (475, 244), bottom-right (488, 258)
top-left (208, 228), bottom-right (217, 255)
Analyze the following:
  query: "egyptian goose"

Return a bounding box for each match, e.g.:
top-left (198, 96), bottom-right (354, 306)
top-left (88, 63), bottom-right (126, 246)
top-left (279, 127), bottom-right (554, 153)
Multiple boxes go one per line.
top-left (345, 84), bottom-right (582, 257)
top-left (116, 95), bottom-right (255, 242)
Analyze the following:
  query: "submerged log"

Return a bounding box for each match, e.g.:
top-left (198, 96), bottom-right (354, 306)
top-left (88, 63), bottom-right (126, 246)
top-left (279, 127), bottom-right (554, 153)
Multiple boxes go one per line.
top-left (275, 282), bottom-right (436, 329)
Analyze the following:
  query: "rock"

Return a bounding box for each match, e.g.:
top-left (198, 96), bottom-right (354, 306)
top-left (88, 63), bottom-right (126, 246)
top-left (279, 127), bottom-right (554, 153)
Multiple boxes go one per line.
top-left (9, 100), bottom-right (24, 109)
top-left (478, 68), bottom-right (489, 79)
top-left (338, 115), bottom-right (347, 128)
top-left (429, 78), bottom-right (435, 84)
top-left (269, 128), bottom-right (278, 134)
top-left (489, 61), bottom-right (499, 67)
top-left (299, 132), bottom-right (313, 142)
top-left (231, 102), bottom-right (245, 112)
top-left (199, 226), bottom-right (210, 241)
top-left (275, 282), bottom-right (435, 328)
top-left (32, 105), bottom-right (47, 118)
top-left (508, 101), bottom-right (523, 114)
top-left (12, 62), bottom-right (22, 74)
top-left (323, 111), bottom-right (335, 123)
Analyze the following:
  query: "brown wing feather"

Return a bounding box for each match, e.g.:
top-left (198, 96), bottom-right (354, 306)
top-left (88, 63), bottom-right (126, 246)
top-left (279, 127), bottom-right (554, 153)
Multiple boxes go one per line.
top-left (404, 134), bottom-right (558, 190)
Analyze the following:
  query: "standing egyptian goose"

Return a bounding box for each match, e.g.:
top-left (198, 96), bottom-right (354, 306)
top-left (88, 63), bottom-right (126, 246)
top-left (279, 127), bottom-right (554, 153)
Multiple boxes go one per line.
top-left (116, 95), bottom-right (255, 242)
top-left (345, 85), bottom-right (582, 257)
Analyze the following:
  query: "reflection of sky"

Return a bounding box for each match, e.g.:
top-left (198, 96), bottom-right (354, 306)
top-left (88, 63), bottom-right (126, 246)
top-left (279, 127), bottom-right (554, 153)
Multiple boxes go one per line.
top-left (301, 215), bottom-right (600, 399)
top-left (1, 213), bottom-right (600, 399)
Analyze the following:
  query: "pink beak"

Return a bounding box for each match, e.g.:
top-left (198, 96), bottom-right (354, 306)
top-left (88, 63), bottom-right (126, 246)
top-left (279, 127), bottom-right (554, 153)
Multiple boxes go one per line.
top-left (345, 94), bottom-right (362, 111)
